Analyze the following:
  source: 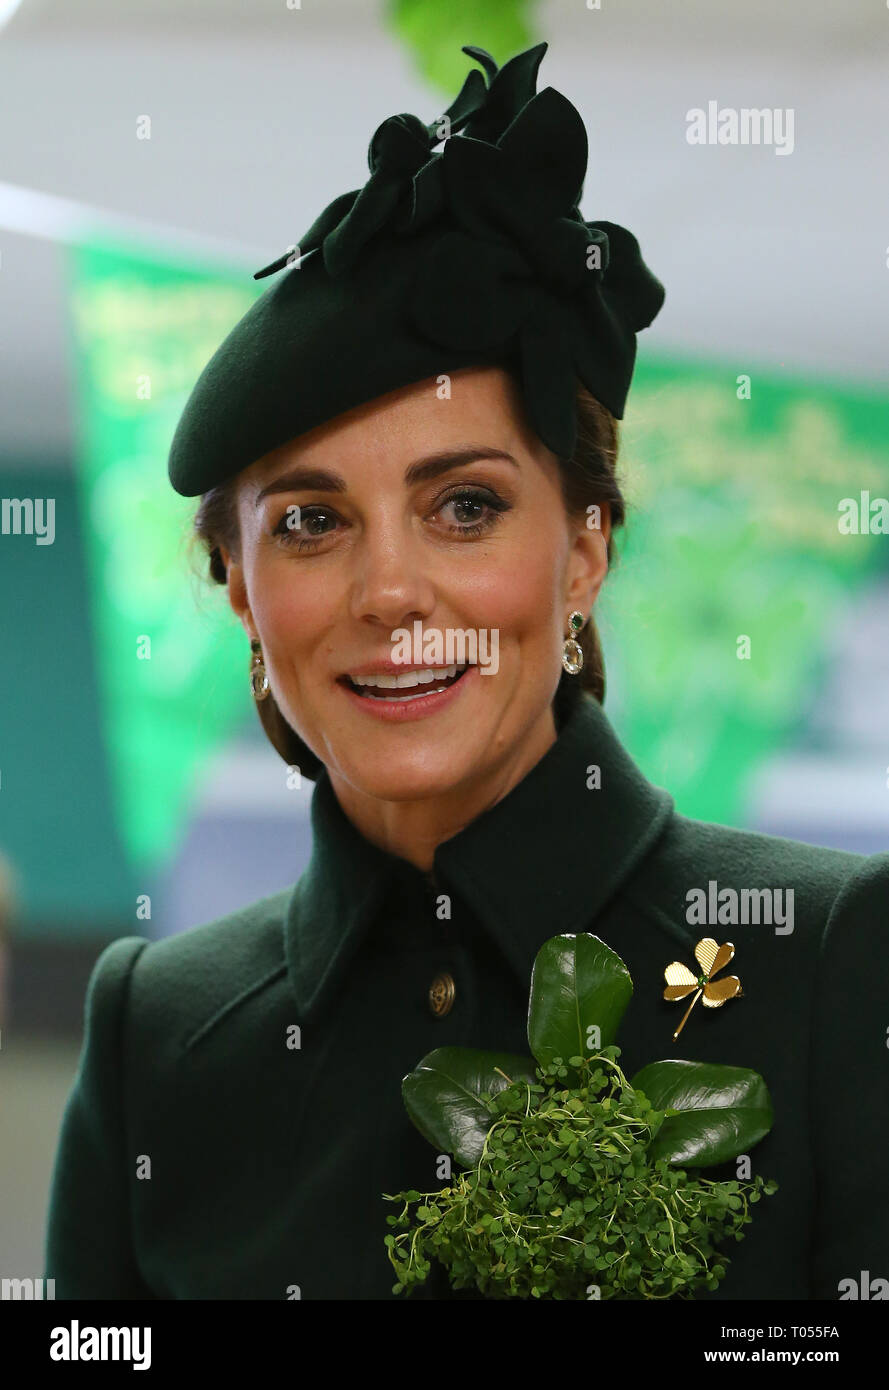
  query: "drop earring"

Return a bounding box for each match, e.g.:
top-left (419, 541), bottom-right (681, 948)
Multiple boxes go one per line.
top-left (249, 639), bottom-right (270, 701)
top-left (562, 611), bottom-right (585, 675)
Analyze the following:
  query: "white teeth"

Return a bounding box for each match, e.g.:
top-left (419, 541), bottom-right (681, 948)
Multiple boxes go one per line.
top-left (396, 668), bottom-right (435, 687)
top-left (349, 663), bottom-right (466, 690)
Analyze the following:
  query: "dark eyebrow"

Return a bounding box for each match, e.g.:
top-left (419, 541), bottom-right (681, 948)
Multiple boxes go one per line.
top-left (405, 447), bottom-right (519, 487)
top-left (254, 447), bottom-right (518, 507)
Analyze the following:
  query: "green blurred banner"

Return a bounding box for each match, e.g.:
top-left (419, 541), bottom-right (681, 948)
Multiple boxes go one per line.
top-left (65, 239), bottom-right (263, 878)
top-left (606, 360), bottom-right (889, 823)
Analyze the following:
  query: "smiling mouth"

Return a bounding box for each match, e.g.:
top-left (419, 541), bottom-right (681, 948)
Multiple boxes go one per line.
top-left (340, 664), bottom-right (471, 700)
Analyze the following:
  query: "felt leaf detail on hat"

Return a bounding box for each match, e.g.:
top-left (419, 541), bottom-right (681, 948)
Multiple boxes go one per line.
top-left (253, 42), bottom-right (550, 283)
top-left (253, 111), bottom-right (435, 282)
top-left (406, 87), bottom-right (665, 451)
top-left (321, 112), bottom-right (437, 279)
top-left (460, 40), bottom-right (548, 145)
top-left (407, 83), bottom-right (587, 242)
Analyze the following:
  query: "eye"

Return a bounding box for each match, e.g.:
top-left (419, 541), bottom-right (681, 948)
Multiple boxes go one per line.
top-left (436, 487), bottom-right (511, 537)
top-left (272, 506), bottom-right (339, 551)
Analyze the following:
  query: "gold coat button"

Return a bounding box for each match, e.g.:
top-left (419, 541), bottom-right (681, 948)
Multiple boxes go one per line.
top-left (428, 972), bottom-right (456, 1017)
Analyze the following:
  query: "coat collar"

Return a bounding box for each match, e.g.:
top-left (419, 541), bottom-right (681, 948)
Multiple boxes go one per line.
top-left (284, 693), bottom-right (676, 1020)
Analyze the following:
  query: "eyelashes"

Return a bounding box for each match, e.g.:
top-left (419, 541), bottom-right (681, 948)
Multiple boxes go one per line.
top-left (272, 507), bottom-right (336, 551)
top-left (271, 486), bottom-right (512, 553)
top-left (438, 487), bottom-right (511, 537)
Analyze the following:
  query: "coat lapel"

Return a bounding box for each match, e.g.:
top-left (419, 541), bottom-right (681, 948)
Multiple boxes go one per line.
top-left (285, 693), bottom-right (694, 1019)
top-left (431, 694), bottom-right (680, 992)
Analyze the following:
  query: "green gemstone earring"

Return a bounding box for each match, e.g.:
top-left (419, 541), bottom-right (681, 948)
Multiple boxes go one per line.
top-left (562, 610), bottom-right (585, 675)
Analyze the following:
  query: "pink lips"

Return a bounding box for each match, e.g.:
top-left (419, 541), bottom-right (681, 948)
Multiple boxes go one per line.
top-left (337, 664), bottom-right (478, 722)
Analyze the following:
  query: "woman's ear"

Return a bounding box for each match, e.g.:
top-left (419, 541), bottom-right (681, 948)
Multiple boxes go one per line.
top-left (565, 501), bottom-right (611, 617)
top-left (220, 546), bottom-right (258, 643)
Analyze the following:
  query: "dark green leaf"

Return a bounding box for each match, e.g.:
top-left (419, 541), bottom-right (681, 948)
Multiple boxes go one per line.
top-left (402, 1047), bottom-right (538, 1168)
top-left (630, 1059), bottom-right (773, 1167)
top-left (527, 933), bottom-right (632, 1070)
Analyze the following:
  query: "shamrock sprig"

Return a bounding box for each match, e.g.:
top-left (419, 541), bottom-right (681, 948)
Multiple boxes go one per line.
top-left (384, 933), bottom-right (777, 1300)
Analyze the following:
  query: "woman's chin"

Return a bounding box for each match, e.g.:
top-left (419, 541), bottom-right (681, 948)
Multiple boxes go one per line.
top-left (316, 664), bottom-right (503, 797)
top-left (326, 743), bottom-right (487, 804)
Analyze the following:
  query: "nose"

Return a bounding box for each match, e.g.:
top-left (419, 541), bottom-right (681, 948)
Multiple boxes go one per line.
top-left (347, 512), bottom-right (437, 630)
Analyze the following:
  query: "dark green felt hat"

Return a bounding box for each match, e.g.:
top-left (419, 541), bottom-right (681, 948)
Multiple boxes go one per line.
top-left (168, 41), bottom-right (665, 498)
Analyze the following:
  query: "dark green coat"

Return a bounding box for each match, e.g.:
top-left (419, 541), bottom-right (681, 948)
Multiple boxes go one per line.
top-left (44, 694), bottom-right (889, 1300)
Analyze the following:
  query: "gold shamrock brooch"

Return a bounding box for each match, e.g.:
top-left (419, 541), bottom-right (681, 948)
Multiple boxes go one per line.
top-left (663, 938), bottom-right (742, 1040)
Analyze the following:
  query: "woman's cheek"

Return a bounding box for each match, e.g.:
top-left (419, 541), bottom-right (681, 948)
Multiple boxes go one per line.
top-left (466, 547), bottom-right (559, 642)
top-left (249, 561), bottom-right (330, 669)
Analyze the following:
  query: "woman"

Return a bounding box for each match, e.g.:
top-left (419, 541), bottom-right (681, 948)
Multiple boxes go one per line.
top-left (45, 41), bottom-right (888, 1302)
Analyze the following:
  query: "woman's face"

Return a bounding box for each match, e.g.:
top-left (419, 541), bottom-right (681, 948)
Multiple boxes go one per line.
top-left (222, 366), bottom-right (610, 803)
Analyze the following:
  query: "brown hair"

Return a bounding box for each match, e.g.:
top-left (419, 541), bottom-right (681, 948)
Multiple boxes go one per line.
top-left (192, 380), bottom-right (625, 779)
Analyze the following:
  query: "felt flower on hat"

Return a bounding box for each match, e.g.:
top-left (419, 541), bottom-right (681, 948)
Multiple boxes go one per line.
top-left (253, 42), bottom-right (548, 282)
top-left (403, 85), bottom-right (665, 454)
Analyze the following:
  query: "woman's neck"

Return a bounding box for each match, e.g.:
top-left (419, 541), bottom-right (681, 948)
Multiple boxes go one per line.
top-left (326, 704), bottom-right (559, 873)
